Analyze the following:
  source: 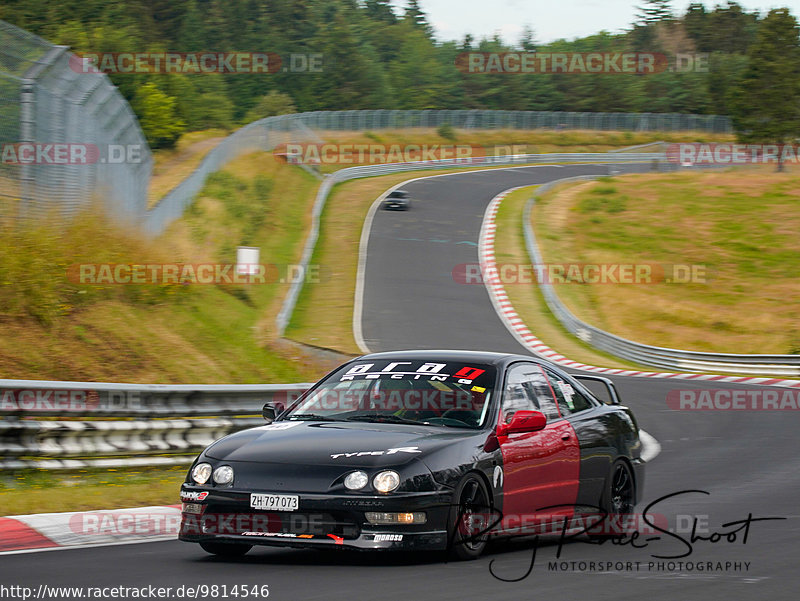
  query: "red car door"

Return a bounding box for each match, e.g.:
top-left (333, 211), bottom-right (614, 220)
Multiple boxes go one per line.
top-left (498, 363), bottom-right (580, 533)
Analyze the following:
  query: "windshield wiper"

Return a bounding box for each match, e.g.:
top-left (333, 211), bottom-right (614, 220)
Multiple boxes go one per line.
top-left (285, 414), bottom-right (340, 422)
top-left (345, 414), bottom-right (424, 425)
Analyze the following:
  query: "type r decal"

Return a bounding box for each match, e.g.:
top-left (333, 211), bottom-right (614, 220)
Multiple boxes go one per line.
top-left (330, 446), bottom-right (422, 459)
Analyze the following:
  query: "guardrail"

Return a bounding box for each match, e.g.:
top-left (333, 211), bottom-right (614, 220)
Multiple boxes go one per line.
top-left (142, 109), bottom-right (729, 236)
top-left (275, 152), bottom-right (665, 335)
top-left (524, 177), bottom-right (800, 376)
top-left (0, 380), bottom-right (311, 469)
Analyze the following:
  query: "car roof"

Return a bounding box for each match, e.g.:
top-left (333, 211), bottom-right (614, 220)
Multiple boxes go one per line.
top-left (354, 349), bottom-right (541, 368)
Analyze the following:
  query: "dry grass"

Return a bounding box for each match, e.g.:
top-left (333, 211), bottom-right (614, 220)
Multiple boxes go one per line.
top-left (533, 164), bottom-right (800, 354)
top-left (493, 186), bottom-right (648, 370)
top-left (147, 129), bottom-right (228, 208)
top-left (303, 128), bottom-right (734, 174)
top-left (0, 153), bottom-right (326, 384)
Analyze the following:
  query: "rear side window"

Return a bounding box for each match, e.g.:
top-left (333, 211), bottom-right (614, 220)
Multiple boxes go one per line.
top-left (542, 368), bottom-right (593, 416)
top-left (502, 363), bottom-right (560, 422)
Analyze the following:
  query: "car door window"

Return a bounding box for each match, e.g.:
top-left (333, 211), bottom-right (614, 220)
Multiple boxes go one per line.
top-left (543, 368), bottom-right (593, 415)
top-left (502, 364), bottom-right (560, 422)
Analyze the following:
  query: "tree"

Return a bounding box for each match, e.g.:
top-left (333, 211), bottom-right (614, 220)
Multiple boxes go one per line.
top-left (684, 3), bottom-right (708, 50)
top-left (729, 9), bottom-right (800, 171)
top-left (519, 26), bottom-right (537, 51)
top-left (636, 0), bottom-right (674, 26)
top-left (132, 82), bottom-right (185, 148)
top-left (244, 90), bottom-right (298, 123)
top-left (403, 0), bottom-right (434, 39)
top-left (364, 0), bottom-right (397, 24)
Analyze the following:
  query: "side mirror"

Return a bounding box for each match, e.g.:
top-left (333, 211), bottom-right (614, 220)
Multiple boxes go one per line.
top-left (497, 410), bottom-right (547, 436)
top-left (262, 403), bottom-right (277, 424)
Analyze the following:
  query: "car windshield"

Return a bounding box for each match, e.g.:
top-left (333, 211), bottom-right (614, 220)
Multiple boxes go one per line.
top-left (388, 191), bottom-right (408, 198)
top-left (283, 359), bottom-right (496, 429)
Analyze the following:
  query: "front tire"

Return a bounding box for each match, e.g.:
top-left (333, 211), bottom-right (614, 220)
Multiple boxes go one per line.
top-left (447, 474), bottom-right (491, 560)
top-left (199, 541), bottom-right (252, 557)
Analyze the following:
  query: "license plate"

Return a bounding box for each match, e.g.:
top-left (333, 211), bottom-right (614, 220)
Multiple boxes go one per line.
top-left (250, 493), bottom-right (299, 511)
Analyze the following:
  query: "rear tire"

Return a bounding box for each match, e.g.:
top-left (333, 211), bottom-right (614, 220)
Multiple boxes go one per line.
top-left (590, 460), bottom-right (636, 539)
top-left (447, 474), bottom-right (491, 560)
top-left (199, 542), bottom-right (252, 557)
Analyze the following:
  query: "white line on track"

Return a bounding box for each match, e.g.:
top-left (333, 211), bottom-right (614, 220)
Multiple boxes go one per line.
top-left (639, 429), bottom-right (662, 462)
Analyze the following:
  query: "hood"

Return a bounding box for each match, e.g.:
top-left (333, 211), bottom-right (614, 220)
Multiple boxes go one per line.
top-left (203, 420), bottom-right (480, 468)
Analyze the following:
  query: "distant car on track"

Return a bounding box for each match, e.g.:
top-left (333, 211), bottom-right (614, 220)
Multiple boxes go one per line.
top-left (179, 350), bottom-right (645, 560)
top-left (382, 190), bottom-right (410, 210)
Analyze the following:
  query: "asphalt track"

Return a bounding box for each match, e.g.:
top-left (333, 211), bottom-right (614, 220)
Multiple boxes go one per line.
top-left (2, 164), bottom-right (798, 600)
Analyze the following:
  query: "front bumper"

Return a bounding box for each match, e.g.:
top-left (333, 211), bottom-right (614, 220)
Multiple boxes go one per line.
top-left (178, 485), bottom-right (451, 551)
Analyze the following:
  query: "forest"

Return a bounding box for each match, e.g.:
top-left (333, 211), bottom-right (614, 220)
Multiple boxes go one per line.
top-left (1, 0), bottom-right (797, 148)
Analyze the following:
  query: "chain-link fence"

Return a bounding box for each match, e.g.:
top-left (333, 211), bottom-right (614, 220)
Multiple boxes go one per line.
top-left (2, 19), bottom-right (734, 233)
top-left (281, 109), bottom-right (733, 133)
top-left (0, 20), bottom-right (152, 221)
top-left (144, 110), bottom-right (731, 236)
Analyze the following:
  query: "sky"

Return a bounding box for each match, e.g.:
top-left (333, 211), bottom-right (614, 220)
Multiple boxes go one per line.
top-left (391, 1), bottom-right (800, 44)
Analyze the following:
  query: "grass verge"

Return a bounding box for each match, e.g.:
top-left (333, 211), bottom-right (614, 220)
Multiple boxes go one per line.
top-left (0, 152), bottom-right (323, 383)
top-left (0, 467), bottom-right (187, 515)
top-left (285, 164), bottom-right (564, 352)
top-left (493, 186), bottom-right (650, 370)
top-left (147, 129), bottom-right (228, 208)
top-left (533, 165), bottom-right (800, 354)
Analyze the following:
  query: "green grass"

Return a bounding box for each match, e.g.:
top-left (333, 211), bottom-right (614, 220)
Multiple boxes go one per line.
top-left (0, 467), bottom-right (187, 515)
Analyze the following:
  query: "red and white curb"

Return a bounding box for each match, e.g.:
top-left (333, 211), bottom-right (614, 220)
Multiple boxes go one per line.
top-left (0, 505), bottom-right (181, 554)
top-left (479, 187), bottom-right (800, 389)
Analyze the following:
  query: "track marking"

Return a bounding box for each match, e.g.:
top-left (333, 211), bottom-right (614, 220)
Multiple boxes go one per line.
top-left (639, 429), bottom-right (662, 462)
top-left (478, 186), bottom-right (800, 390)
top-left (354, 163), bottom-right (623, 354)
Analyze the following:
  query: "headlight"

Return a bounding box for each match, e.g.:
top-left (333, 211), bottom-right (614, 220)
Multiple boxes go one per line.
top-left (213, 465), bottom-right (234, 485)
top-left (192, 462), bottom-right (212, 485)
top-left (344, 471), bottom-right (369, 490)
top-left (373, 470), bottom-right (400, 493)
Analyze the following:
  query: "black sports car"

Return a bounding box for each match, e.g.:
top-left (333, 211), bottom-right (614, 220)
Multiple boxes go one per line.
top-left (179, 350), bottom-right (646, 559)
top-left (382, 190), bottom-right (410, 210)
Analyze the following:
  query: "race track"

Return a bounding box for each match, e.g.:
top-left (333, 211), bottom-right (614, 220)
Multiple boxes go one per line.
top-left (2, 164), bottom-right (798, 601)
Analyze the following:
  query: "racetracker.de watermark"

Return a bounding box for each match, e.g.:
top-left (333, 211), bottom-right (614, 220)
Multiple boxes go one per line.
top-left (455, 52), bottom-right (708, 74)
top-left (290, 388), bottom-right (482, 413)
top-left (667, 388), bottom-right (800, 410)
top-left (1, 143), bottom-right (143, 165)
top-left (454, 263), bottom-right (709, 285)
top-left (69, 52), bottom-right (322, 74)
top-left (667, 143), bottom-right (800, 165)
top-left (67, 264), bottom-right (324, 285)
top-left (273, 143), bottom-right (535, 165)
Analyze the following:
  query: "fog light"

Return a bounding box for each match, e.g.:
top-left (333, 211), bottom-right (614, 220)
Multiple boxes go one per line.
top-left (192, 463), bottom-right (212, 485)
top-left (344, 471), bottom-right (369, 490)
top-left (213, 465), bottom-right (234, 485)
top-left (365, 512), bottom-right (426, 525)
top-left (373, 470), bottom-right (400, 493)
